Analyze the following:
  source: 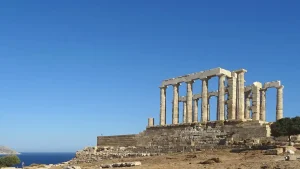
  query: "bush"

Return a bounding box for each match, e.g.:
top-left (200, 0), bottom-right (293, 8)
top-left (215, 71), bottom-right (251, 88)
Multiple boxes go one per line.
top-left (271, 116), bottom-right (300, 143)
top-left (0, 155), bottom-right (21, 167)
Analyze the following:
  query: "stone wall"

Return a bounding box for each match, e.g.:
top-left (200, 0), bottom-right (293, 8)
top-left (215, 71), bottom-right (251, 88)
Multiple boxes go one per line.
top-left (96, 121), bottom-right (271, 153)
top-left (97, 134), bottom-right (137, 147)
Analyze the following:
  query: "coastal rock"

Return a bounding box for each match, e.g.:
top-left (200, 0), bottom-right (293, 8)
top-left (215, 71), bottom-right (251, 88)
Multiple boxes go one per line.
top-left (0, 146), bottom-right (19, 155)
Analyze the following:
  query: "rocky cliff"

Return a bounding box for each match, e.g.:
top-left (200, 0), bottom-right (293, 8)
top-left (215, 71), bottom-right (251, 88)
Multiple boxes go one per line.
top-left (0, 146), bottom-right (19, 154)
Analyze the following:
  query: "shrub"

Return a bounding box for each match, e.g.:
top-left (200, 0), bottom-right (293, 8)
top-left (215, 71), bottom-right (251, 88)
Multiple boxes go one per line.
top-left (0, 155), bottom-right (20, 167)
top-left (271, 116), bottom-right (300, 143)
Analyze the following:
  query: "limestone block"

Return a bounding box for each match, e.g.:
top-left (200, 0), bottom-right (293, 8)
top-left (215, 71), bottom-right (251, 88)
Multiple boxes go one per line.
top-left (264, 148), bottom-right (283, 155)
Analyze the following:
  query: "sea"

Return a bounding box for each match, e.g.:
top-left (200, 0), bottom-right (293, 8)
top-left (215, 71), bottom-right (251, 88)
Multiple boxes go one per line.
top-left (0, 152), bottom-right (75, 168)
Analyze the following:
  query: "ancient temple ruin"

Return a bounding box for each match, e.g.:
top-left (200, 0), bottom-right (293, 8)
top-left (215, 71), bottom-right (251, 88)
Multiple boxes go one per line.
top-left (97, 67), bottom-right (284, 153)
top-left (148, 67), bottom-right (283, 127)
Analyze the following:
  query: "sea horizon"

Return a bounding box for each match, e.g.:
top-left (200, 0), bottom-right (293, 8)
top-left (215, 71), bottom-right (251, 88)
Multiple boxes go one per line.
top-left (1, 152), bottom-right (76, 167)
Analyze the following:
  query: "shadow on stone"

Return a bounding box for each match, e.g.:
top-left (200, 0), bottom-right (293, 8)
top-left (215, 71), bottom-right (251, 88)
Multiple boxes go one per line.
top-left (198, 158), bottom-right (222, 164)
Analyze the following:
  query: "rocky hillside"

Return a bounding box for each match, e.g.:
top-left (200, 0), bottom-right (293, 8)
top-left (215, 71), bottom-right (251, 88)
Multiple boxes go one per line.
top-left (0, 146), bottom-right (20, 154)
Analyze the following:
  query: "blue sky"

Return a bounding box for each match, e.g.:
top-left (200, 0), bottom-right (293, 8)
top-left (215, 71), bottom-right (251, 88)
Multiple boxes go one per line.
top-left (0, 1), bottom-right (299, 152)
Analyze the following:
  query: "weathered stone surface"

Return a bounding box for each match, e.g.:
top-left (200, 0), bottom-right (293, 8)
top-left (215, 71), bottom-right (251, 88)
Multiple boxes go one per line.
top-left (264, 148), bottom-right (283, 155)
top-left (101, 161), bottom-right (141, 168)
top-left (64, 166), bottom-right (81, 169)
top-left (158, 67), bottom-right (283, 127)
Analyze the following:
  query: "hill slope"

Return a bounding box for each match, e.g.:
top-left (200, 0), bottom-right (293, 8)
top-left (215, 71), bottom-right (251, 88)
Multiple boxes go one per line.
top-left (0, 146), bottom-right (20, 155)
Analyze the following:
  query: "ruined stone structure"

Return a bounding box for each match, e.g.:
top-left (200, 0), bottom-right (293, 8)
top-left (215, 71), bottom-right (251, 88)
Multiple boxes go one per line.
top-left (155, 67), bottom-right (283, 126)
top-left (97, 67), bottom-right (284, 153)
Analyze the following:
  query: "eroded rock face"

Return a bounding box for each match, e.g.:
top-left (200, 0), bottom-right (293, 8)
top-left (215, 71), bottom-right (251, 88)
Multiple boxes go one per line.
top-left (70, 146), bottom-right (159, 164)
top-left (101, 161), bottom-right (141, 168)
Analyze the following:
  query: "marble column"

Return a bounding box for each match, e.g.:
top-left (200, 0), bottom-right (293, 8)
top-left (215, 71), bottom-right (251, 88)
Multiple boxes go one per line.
top-left (236, 69), bottom-right (247, 120)
top-left (244, 91), bottom-right (251, 119)
top-left (260, 89), bottom-right (266, 121)
top-left (186, 81), bottom-right (194, 123)
top-left (218, 74), bottom-right (226, 121)
top-left (227, 72), bottom-right (237, 120)
top-left (193, 99), bottom-right (199, 122)
top-left (160, 86), bottom-right (167, 125)
top-left (207, 98), bottom-right (210, 121)
top-left (276, 85), bottom-right (284, 120)
top-left (252, 82), bottom-right (262, 120)
top-left (172, 83), bottom-right (180, 124)
top-left (183, 101), bottom-right (187, 123)
top-left (148, 118), bottom-right (154, 127)
top-left (201, 78), bottom-right (208, 122)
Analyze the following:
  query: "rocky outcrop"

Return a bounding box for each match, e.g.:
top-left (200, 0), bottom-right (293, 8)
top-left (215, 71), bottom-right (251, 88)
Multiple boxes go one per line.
top-left (70, 146), bottom-right (159, 164)
top-left (0, 146), bottom-right (19, 154)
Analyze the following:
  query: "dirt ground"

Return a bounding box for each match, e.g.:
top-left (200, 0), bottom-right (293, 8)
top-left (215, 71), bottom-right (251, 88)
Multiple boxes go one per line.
top-left (48, 149), bottom-right (300, 169)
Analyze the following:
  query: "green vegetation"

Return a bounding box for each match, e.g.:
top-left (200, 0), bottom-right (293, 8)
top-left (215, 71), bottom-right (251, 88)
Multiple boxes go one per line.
top-left (271, 116), bottom-right (300, 143)
top-left (0, 155), bottom-right (21, 167)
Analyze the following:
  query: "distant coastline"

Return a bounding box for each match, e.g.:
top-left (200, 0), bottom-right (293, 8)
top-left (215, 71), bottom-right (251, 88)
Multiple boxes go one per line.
top-left (0, 146), bottom-right (20, 155)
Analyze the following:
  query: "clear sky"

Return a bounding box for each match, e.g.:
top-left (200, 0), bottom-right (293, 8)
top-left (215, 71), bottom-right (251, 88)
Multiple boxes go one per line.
top-left (0, 1), bottom-right (299, 152)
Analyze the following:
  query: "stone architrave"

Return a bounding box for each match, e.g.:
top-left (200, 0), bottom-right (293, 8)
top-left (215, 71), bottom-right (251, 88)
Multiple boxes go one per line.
top-left (252, 82), bottom-right (262, 120)
top-left (276, 85), bottom-right (284, 120)
top-left (227, 72), bottom-right (237, 120)
top-left (201, 78), bottom-right (209, 122)
top-left (260, 89), bottom-right (266, 121)
top-left (217, 74), bottom-right (226, 120)
top-left (160, 86), bottom-right (167, 125)
top-left (172, 83), bottom-right (180, 124)
top-left (186, 81), bottom-right (194, 123)
top-left (235, 69), bottom-right (247, 120)
top-left (183, 101), bottom-right (187, 123)
top-left (148, 118), bottom-right (154, 127)
top-left (193, 99), bottom-right (199, 122)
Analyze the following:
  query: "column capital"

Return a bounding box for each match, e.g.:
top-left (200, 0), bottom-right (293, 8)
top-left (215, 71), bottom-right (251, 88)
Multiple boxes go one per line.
top-left (200, 76), bottom-right (210, 81)
top-left (216, 73), bottom-right (227, 77)
top-left (159, 85), bottom-right (168, 89)
top-left (260, 88), bottom-right (267, 92)
top-left (186, 80), bottom-right (195, 84)
top-left (233, 69), bottom-right (247, 74)
top-left (172, 83), bottom-right (181, 87)
top-left (277, 85), bottom-right (284, 89)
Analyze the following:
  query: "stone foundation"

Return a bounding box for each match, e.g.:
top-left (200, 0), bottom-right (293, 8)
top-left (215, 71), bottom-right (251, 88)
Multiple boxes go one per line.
top-left (97, 121), bottom-right (271, 153)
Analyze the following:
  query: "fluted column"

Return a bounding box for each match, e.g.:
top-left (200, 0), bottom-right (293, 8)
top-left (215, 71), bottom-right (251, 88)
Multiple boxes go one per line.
top-left (260, 89), bottom-right (266, 121)
top-left (252, 82), bottom-right (262, 120)
top-left (227, 72), bottom-right (237, 120)
top-left (193, 99), bottom-right (199, 122)
top-left (244, 91), bottom-right (251, 119)
top-left (218, 74), bottom-right (226, 121)
top-left (148, 118), bottom-right (154, 127)
top-left (172, 83), bottom-right (180, 124)
top-left (160, 86), bottom-right (167, 125)
top-left (201, 78), bottom-right (208, 122)
top-left (183, 101), bottom-right (187, 123)
top-left (186, 81), bottom-right (194, 123)
top-left (207, 98), bottom-right (210, 121)
top-left (276, 85), bottom-right (284, 120)
top-left (235, 69), bottom-right (247, 120)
